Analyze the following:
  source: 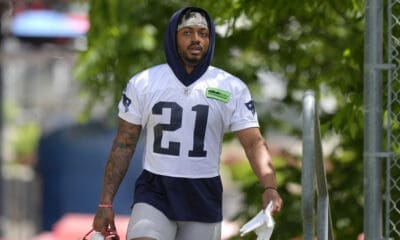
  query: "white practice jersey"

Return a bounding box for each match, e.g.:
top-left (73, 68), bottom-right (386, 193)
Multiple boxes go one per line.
top-left (118, 64), bottom-right (259, 178)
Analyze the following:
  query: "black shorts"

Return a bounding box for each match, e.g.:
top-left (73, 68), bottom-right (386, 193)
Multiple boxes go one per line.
top-left (133, 169), bottom-right (223, 222)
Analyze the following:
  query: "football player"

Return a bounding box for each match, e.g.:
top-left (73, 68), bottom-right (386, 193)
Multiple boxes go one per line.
top-left (92, 6), bottom-right (283, 240)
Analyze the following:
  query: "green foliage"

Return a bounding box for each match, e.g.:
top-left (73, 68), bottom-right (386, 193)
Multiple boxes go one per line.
top-left (11, 122), bottom-right (41, 162)
top-left (4, 101), bottom-right (41, 164)
top-left (75, 0), bottom-right (368, 238)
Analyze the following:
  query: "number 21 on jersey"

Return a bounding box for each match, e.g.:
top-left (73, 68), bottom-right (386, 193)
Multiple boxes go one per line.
top-left (152, 101), bottom-right (209, 157)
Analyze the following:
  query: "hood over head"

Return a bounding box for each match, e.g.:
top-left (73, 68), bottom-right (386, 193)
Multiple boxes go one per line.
top-left (163, 7), bottom-right (215, 86)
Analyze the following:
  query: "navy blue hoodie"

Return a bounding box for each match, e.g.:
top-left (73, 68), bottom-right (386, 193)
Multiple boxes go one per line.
top-left (163, 7), bottom-right (216, 86)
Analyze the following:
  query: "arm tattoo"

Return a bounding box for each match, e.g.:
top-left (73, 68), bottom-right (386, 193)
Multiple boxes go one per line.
top-left (101, 119), bottom-right (141, 202)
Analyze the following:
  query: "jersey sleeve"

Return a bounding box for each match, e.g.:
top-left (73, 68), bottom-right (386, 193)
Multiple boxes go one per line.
top-left (229, 85), bottom-right (259, 132)
top-left (118, 78), bottom-right (143, 125)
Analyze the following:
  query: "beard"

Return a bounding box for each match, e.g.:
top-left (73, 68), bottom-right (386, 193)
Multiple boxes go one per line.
top-left (179, 50), bottom-right (205, 67)
top-left (178, 45), bottom-right (207, 67)
top-left (181, 54), bottom-right (202, 66)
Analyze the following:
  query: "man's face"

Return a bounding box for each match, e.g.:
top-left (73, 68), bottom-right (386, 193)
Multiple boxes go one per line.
top-left (176, 26), bottom-right (210, 69)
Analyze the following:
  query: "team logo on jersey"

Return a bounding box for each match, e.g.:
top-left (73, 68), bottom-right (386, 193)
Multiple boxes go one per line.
top-left (206, 87), bottom-right (231, 103)
top-left (122, 92), bottom-right (132, 113)
top-left (245, 100), bottom-right (256, 116)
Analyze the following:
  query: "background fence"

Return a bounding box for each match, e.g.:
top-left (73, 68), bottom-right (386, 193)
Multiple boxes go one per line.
top-left (386, 0), bottom-right (400, 238)
top-left (365, 0), bottom-right (400, 239)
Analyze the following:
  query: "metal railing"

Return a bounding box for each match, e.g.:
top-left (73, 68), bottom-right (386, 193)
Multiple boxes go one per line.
top-left (301, 91), bottom-right (334, 240)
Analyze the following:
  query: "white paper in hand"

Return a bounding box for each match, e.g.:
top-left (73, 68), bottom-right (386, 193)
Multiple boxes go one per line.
top-left (239, 201), bottom-right (275, 240)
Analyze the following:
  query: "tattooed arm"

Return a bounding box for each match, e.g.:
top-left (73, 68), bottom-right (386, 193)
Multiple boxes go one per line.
top-left (93, 118), bottom-right (142, 234)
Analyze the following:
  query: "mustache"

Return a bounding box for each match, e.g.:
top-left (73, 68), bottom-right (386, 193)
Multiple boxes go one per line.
top-left (188, 43), bottom-right (202, 49)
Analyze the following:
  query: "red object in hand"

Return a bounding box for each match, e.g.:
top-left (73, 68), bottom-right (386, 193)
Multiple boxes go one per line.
top-left (82, 228), bottom-right (120, 240)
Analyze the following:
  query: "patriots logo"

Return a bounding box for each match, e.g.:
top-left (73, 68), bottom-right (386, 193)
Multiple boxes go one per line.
top-left (122, 92), bottom-right (132, 113)
top-left (245, 100), bottom-right (256, 116)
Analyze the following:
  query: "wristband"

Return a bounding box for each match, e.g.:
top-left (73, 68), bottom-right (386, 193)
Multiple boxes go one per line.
top-left (98, 203), bottom-right (113, 208)
top-left (264, 186), bottom-right (277, 192)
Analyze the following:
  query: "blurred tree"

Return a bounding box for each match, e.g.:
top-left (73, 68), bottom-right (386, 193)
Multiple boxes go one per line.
top-left (75, 0), bottom-right (367, 239)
